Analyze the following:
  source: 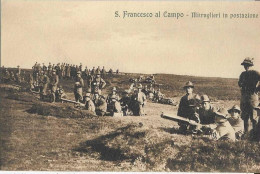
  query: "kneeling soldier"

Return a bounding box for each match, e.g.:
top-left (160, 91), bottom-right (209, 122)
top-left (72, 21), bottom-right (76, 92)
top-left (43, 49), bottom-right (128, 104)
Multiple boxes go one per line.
top-left (85, 92), bottom-right (96, 115)
top-left (93, 91), bottom-right (107, 116)
top-left (107, 94), bottom-right (122, 116)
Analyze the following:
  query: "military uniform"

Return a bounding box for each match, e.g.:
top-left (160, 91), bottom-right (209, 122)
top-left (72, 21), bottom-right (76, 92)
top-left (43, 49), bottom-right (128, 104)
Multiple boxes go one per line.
top-left (93, 95), bottom-right (107, 116)
top-left (91, 77), bottom-right (106, 93)
top-left (49, 72), bottom-right (59, 93)
top-left (85, 98), bottom-right (96, 115)
top-left (199, 106), bottom-right (216, 124)
top-left (74, 74), bottom-right (84, 102)
top-left (40, 74), bottom-right (50, 96)
top-left (132, 85), bottom-right (146, 116)
top-left (120, 91), bottom-right (131, 116)
top-left (238, 58), bottom-right (260, 134)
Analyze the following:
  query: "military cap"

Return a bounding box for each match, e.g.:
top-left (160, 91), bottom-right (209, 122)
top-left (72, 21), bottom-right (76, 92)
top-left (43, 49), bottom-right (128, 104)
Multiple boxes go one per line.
top-left (214, 108), bottom-right (228, 119)
top-left (241, 57), bottom-right (254, 66)
top-left (52, 69), bottom-right (56, 72)
top-left (77, 71), bottom-right (81, 74)
top-left (183, 81), bottom-right (194, 89)
top-left (201, 95), bottom-right (210, 102)
top-left (75, 82), bottom-right (80, 86)
top-left (137, 84), bottom-right (143, 89)
top-left (228, 105), bottom-right (241, 114)
top-left (112, 87), bottom-right (117, 91)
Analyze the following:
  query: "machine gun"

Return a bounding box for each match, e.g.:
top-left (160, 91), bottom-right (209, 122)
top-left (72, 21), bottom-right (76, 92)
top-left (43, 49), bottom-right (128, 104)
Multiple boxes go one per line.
top-left (61, 98), bottom-right (85, 107)
top-left (161, 112), bottom-right (216, 129)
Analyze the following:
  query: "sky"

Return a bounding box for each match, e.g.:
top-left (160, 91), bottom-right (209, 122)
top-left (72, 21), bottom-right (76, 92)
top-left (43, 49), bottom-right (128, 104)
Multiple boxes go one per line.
top-left (1, 0), bottom-right (260, 78)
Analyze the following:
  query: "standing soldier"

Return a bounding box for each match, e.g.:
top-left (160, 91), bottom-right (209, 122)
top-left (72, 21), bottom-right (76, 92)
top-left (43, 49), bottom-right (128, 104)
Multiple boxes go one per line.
top-left (39, 71), bottom-right (50, 100)
top-left (49, 69), bottom-right (59, 102)
top-left (48, 62), bottom-right (52, 76)
top-left (17, 65), bottom-right (21, 75)
top-left (91, 67), bottom-right (96, 76)
top-left (131, 84), bottom-right (147, 116)
top-left (74, 71), bottom-right (84, 102)
top-left (91, 69), bottom-right (106, 94)
top-left (42, 63), bottom-right (47, 73)
top-left (101, 66), bottom-right (106, 78)
top-left (177, 81), bottom-right (200, 132)
top-left (79, 63), bottom-right (83, 72)
top-left (238, 57), bottom-right (260, 139)
top-left (83, 66), bottom-right (89, 79)
top-left (61, 63), bottom-right (65, 78)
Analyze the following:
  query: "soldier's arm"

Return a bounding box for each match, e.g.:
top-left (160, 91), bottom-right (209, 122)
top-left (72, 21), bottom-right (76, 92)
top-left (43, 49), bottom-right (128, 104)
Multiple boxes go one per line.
top-left (81, 78), bottom-right (84, 87)
top-left (101, 79), bottom-right (106, 88)
top-left (55, 76), bottom-right (59, 85)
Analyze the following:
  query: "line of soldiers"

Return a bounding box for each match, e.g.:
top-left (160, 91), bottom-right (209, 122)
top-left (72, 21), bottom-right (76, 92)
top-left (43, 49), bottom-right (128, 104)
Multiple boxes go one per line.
top-left (177, 58), bottom-right (260, 141)
top-left (32, 62), bottom-right (119, 80)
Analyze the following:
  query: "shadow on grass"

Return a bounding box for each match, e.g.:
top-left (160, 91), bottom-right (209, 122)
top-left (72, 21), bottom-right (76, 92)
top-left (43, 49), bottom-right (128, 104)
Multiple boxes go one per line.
top-left (74, 124), bottom-right (144, 162)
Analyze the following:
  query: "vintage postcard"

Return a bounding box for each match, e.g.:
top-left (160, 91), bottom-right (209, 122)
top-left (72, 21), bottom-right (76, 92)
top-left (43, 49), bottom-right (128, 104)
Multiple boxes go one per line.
top-left (0, 0), bottom-right (260, 172)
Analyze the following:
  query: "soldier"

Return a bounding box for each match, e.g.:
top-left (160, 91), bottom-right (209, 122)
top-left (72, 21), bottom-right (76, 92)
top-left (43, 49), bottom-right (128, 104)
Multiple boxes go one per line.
top-left (198, 95), bottom-right (216, 125)
top-left (79, 63), bottom-right (83, 72)
top-left (93, 91), bottom-right (107, 116)
top-left (91, 67), bottom-right (96, 76)
top-left (10, 71), bottom-right (15, 81)
top-left (34, 72), bottom-right (40, 91)
top-left (91, 69), bottom-right (106, 94)
top-left (28, 73), bottom-right (34, 91)
top-left (84, 66), bottom-right (89, 79)
top-left (101, 66), bottom-right (106, 78)
top-left (211, 108), bottom-right (236, 141)
top-left (116, 69), bottom-right (119, 74)
top-left (142, 85), bottom-right (149, 96)
top-left (85, 92), bottom-right (96, 115)
top-left (3, 69), bottom-right (10, 82)
top-left (107, 87), bottom-right (120, 104)
top-left (109, 68), bottom-right (113, 74)
top-left (131, 84), bottom-right (147, 116)
top-left (227, 105), bottom-right (244, 140)
top-left (42, 63), bottom-right (47, 72)
top-left (107, 94), bottom-right (122, 116)
top-left (120, 90), bottom-right (132, 116)
top-left (154, 88), bottom-right (164, 102)
top-left (177, 81), bottom-right (200, 132)
top-left (238, 58), bottom-right (260, 138)
top-left (48, 63), bottom-right (52, 76)
top-left (49, 70), bottom-right (59, 102)
top-left (56, 85), bottom-right (67, 101)
top-left (74, 71), bottom-right (84, 102)
top-left (17, 65), bottom-right (21, 75)
top-left (39, 71), bottom-right (50, 100)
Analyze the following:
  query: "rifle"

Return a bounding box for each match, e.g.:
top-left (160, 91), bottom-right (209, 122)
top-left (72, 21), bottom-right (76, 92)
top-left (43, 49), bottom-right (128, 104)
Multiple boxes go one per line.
top-left (161, 112), bottom-right (216, 129)
top-left (61, 98), bottom-right (85, 107)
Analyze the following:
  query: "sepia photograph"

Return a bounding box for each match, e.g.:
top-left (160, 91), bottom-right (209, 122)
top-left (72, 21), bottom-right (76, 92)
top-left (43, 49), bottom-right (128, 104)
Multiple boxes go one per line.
top-left (0, 0), bottom-right (260, 172)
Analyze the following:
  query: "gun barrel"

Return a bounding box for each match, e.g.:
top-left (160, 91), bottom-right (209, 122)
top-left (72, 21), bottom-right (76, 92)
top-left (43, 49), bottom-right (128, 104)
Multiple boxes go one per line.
top-left (161, 113), bottom-right (202, 126)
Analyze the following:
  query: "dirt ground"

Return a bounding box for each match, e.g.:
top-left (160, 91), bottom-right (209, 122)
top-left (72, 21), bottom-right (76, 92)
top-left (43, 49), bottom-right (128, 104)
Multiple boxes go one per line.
top-left (0, 74), bottom-right (259, 172)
